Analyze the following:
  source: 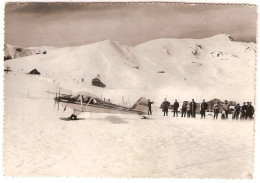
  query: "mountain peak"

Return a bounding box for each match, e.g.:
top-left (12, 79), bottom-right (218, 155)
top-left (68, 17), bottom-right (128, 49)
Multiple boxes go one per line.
top-left (209, 34), bottom-right (234, 41)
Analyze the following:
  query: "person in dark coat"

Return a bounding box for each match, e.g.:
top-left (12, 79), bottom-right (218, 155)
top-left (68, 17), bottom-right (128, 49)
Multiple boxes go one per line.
top-left (245, 102), bottom-right (249, 119)
top-left (221, 110), bottom-right (226, 120)
top-left (162, 98), bottom-right (170, 116)
top-left (234, 103), bottom-right (241, 120)
top-left (190, 99), bottom-right (197, 118)
top-left (173, 99), bottom-right (179, 117)
top-left (246, 102), bottom-right (254, 119)
top-left (147, 99), bottom-right (154, 115)
top-left (181, 101), bottom-right (187, 117)
top-left (240, 102), bottom-right (247, 120)
top-left (200, 99), bottom-right (208, 119)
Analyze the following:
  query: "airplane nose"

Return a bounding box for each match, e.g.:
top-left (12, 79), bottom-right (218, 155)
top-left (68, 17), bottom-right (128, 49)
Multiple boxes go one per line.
top-left (54, 96), bottom-right (60, 102)
top-left (54, 96), bottom-right (60, 111)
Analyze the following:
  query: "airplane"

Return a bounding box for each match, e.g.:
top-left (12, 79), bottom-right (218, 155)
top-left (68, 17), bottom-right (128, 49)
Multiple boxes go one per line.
top-left (51, 91), bottom-right (149, 120)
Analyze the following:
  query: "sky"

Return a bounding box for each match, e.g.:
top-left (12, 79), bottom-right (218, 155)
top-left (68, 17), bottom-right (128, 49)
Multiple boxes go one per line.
top-left (4, 2), bottom-right (257, 47)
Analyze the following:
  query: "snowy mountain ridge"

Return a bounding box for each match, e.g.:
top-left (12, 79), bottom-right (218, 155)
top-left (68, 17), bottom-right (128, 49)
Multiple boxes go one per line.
top-left (4, 44), bottom-right (57, 60)
top-left (4, 34), bottom-right (256, 103)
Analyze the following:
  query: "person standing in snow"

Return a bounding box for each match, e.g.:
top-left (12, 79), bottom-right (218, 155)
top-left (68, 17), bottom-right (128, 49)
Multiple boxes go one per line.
top-left (240, 102), bottom-right (247, 120)
top-left (213, 102), bottom-right (219, 119)
top-left (200, 99), bottom-right (208, 119)
top-left (221, 110), bottom-right (226, 120)
top-left (173, 99), bottom-right (179, 117)
top-left (186, 102), bottom-right (191, 118)
top-left (231, 109), bottom-right (236, 120)
top-left (246, 102), bottom-right (254, 120)
top-left (222, 100), bottom-right (230, 119)
top-left (190, 99), bottom-right (197, 118)
top-left (162, 98), bottom-right (170, 116)
top-left (147, 99), bottom-right (154, 115)
top-left (245, 102), bottom-right (250, 119)
top-left (234, 103), bottom-right (241, 120)
top-left (181, 101), bottom-right (187, 117)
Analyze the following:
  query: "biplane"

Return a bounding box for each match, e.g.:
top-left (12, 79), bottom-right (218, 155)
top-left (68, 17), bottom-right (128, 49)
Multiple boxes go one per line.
top-left (52, 91), bottom-right (149, 120)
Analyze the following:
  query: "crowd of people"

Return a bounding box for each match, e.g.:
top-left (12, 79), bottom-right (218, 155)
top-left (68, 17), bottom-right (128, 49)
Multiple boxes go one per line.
top-left (212, 100), bottom-right (254, 120)
top-left (147, 98), bottom-right (255, 120)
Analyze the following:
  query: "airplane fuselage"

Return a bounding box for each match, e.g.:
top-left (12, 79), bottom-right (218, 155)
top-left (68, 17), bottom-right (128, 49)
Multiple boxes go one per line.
top-left (60, 100), bottom-right (139, 115)
top-left (54, 93), bottom-right (148, 119)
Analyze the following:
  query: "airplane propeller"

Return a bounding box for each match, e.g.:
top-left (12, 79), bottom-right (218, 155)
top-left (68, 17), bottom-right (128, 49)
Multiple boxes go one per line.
top-left (57, 87), bottom-right (61, 111)
top-left (54, 92), bottom-right (58, 110)
top-left (54, 87), bottom-right (61, 111)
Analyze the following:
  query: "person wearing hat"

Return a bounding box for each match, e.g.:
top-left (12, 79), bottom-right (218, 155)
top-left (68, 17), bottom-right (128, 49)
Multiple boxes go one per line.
top-left (240, 102), bottom-right (247, 120)
top-left (245, 102), bottom-right (250, 119)
top-left (234, 103), bottom-right (241, 120)
top-left (162, 98), bottom-right (170, 116)
top-left (200, 99), bottom-right (208, 119)
top-left (173, 99), bottom-right (180, 117)
top-left (190, 99), bottom-right (197, 118)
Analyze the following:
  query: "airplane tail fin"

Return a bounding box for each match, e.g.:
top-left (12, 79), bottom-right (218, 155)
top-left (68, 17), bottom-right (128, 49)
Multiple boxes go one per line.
top-left (130, 97), bottom-right (148, 115)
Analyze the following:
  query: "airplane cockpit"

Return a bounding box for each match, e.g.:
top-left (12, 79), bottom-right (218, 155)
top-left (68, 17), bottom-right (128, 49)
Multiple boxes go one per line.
top-left (81, 95), bottom-right (98, 105)
top-left (59, 93), bottom-right (101, 106)
top-left (71, 95), bottom-right (80, 102)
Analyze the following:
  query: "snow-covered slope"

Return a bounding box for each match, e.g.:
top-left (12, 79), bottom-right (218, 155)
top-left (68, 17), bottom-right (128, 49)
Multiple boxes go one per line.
top-left (4, 34), bottom-right (256, 104)
top-left (3, 34), bottom-right (255, 177)
top-left (3, 72), bottom-right (254, 178)
top-left (4, 44), bottom-right (57, 60)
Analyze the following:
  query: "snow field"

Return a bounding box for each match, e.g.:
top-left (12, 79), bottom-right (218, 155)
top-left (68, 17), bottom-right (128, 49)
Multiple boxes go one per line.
top-left (3, 72), bottom-right (254, 177)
